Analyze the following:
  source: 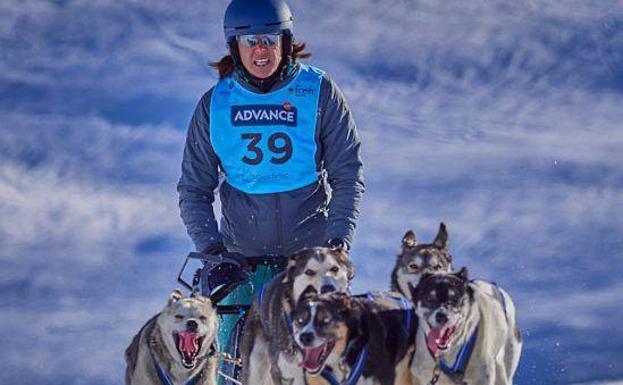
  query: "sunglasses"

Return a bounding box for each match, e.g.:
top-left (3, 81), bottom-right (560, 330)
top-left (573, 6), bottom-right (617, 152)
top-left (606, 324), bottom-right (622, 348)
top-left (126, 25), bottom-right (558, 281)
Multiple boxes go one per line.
top-left (237, 34), bottom-right (281, 48)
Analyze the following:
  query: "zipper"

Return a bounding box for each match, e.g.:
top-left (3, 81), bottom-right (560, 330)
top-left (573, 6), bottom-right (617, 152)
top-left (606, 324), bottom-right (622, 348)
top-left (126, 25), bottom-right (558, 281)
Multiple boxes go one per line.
top-left (275, 193), bottom-right (284, 256)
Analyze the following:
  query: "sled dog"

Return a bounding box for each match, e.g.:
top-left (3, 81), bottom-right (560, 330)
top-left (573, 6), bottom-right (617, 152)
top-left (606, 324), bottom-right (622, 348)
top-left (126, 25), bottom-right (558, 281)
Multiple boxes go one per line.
top-left (291, 291), bottom-right (416, 385)
top-left (125, 289), bottom-right (219, 385)
top-left (391, 222), bottom-right (454, 301)
top-left (410, 269), bottom-right (522, 385)
top-left (239, 247), bottom-right (354, 385)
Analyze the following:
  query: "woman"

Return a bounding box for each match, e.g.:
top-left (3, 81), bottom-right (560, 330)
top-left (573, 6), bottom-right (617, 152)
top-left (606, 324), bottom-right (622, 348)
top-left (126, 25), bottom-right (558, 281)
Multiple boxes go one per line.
top-left (177, 0), bottom-right (364, 379)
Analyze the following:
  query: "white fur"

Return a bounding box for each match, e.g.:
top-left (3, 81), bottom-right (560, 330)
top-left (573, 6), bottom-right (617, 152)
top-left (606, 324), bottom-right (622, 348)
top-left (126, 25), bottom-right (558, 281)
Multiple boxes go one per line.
top-left (292, 254), bottom-right (350, 300)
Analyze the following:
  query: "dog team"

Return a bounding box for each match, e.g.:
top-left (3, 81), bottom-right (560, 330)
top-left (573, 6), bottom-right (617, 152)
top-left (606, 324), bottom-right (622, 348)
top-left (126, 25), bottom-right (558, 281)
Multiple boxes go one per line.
top-left (126, 223), bottom-right (522, 385)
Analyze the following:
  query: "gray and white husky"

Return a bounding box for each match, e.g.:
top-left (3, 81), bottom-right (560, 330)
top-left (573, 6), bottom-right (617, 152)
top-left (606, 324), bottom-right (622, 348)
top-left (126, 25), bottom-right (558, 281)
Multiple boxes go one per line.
top-left (391, 222), bottom-right (454, 301)
top-left (239, 247), bottom-right (354, 385)
top-left (409, 269), bottom-right (522, 385)
top-left (125, 289), bottom-right (219, 385)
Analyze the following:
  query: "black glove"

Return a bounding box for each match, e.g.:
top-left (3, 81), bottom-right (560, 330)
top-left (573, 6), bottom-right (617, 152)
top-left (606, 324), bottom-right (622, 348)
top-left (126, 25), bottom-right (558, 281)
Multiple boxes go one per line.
top-left (201, 242), bottom-right (227, 256)
top-left (326, 238), bottom-right (348, 252)
top-left (201, 243), bottom-right (250, 272)
top-left (222, 251), bottom-right (251, 272)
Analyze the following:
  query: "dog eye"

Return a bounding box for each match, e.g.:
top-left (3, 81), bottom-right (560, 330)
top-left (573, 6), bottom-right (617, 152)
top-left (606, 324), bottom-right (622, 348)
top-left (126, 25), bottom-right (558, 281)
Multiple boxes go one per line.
top-left (323, 317), bottom-right (332, 324)
top-left (199, 315), bottom-right (207, 322)
top-left (305, 269), bottom-right (316, 276)
top-left (329, 266), bottom-right (339, 273)
top-left (433, 265), bottom-right (442, 270)
top-left (175, 315), bottom-right (184, 320)
top-left (408, 263), bottom-right (419, 270)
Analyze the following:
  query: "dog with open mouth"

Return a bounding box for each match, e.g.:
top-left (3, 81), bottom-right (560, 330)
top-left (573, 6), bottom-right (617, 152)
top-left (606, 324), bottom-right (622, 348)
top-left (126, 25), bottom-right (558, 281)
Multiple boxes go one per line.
top-left (409, 268), bottom-right (522, 385)
top-left (125, 289), bottom-right (219, 385)
top-left (291, 291), bottom-right (416, 385)
top-left (239, 247), bottom-right (354, 385)
top-left (390, 223), bottom-right (454, 301)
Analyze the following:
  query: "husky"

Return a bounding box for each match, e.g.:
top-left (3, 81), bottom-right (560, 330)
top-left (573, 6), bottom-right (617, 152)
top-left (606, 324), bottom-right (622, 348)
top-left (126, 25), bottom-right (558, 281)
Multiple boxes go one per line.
top-left (409, 269), bottom-right (522, 385)
top-left (290, 291), bottom-right (416, 385)
top-left (390, 223), bottom-right (454, 301)
top-left (239, 247), bottom-right (355, 385)
top-left (125, 289), bottom-right (219, 385)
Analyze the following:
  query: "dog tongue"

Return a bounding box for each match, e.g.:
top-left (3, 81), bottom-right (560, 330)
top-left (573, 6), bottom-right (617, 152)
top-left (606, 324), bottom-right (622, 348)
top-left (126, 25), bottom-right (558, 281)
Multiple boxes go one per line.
top-left (301, 344), bottom-right (325, 371)
top-left (427, 328), bottom-right (442, 356)
top-left (427, 327), bottom-right (454, 357)
top-left (178, 331), bottom-right (199, 355)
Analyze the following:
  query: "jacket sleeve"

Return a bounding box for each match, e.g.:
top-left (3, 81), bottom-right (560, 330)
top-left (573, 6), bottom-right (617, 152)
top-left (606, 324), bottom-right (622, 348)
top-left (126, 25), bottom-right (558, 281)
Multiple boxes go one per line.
top-left (177, 89), bottom-right (223, 252)
top-left (318, 75), bottom-right (365, 248)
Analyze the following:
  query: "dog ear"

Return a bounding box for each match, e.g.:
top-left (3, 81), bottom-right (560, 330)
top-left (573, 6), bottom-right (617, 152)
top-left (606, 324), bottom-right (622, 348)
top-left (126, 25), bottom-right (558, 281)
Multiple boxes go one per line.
top-left (190, 291), bottom-right (212, 304)
top-left (456, 266), bottom-right (469, 282)
top-left (433, 222), bottom-right (448, 249)
top-left (330, 293), bottom-right (355, 319)
top-left (282, 251), bottom-right (301, 284)
top-left (402, 230), bottom-right (417, 248)
top-left (338, 250), bottom-right (356, 280)
top-left (169, 289), bottom-right (184, 304)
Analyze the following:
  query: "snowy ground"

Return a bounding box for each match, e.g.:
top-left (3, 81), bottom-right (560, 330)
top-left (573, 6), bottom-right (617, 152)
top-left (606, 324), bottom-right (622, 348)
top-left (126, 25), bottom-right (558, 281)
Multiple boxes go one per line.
top-left (1, 1), bottom-right (622, 384)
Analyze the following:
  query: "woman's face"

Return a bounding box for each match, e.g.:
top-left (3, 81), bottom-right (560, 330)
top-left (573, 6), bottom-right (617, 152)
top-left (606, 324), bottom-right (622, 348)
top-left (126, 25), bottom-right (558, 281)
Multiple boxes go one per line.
top-left (237, 34), bottom-right (283, 79)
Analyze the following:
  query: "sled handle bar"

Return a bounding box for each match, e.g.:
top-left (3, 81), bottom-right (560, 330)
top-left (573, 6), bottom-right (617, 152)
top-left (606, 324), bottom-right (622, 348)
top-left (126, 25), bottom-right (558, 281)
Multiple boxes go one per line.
top-left (177, 252), bottom-right (287, 291)
top-left (177, 252), bottom-right (218, 291)
top-left (216, 304), bottom-right (251, 315)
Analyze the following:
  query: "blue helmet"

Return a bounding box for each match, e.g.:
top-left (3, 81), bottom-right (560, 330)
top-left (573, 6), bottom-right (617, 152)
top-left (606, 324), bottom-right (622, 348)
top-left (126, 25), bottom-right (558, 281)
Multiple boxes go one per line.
top-left (223, 0), bottom-right (294, 42)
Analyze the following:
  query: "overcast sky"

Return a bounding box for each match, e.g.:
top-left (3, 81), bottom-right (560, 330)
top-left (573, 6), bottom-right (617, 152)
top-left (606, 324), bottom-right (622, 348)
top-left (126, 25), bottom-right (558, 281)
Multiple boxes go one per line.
top-left (1, 1), bottom-right (622, 384)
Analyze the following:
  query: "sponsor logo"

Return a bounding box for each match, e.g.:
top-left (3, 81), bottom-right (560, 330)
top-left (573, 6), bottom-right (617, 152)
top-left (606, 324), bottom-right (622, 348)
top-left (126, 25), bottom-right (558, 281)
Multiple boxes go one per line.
top-left (288, 85), bottom-right (314, 97)
top-left (231, 104), bottom-right (297, 127)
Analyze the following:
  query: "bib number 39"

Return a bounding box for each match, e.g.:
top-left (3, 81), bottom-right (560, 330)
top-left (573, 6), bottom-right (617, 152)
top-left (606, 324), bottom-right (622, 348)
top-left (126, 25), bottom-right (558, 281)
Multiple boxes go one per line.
top-left (242, 132), bottom-right (293, 165)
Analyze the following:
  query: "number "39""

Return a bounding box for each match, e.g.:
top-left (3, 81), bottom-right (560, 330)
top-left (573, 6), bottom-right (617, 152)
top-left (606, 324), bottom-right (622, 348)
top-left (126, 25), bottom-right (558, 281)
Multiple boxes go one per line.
top-left (241, 133), bottom-right (293, 165)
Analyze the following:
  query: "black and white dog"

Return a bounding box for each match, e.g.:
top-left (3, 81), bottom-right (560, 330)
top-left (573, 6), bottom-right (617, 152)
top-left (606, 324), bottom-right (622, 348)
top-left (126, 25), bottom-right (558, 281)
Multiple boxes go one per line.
top-left (391, 223), bottom-right (453, 301)
top-left (409, 269), bottom-right (522, 385)
top-left (291, 292), bottom-right (416, 385)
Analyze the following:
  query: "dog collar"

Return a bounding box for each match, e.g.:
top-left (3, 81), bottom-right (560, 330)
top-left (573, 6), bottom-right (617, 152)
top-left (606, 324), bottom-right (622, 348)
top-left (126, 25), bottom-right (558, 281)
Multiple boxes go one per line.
top-left (321, 338), bottom-right (369, 385)
top-left (154, 359), bottom-right (202, 385)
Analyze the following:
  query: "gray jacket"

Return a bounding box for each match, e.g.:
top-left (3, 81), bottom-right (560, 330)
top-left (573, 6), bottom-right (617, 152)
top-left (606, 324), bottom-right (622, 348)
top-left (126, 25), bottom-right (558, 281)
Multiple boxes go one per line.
top-left (177, 64), bottom-right (364, 257)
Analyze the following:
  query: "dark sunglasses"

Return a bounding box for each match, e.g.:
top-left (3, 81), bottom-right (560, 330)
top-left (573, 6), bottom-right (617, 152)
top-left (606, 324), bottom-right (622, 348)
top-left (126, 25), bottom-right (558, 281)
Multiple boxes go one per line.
top-left (237, 34), bottom-right (281, 48)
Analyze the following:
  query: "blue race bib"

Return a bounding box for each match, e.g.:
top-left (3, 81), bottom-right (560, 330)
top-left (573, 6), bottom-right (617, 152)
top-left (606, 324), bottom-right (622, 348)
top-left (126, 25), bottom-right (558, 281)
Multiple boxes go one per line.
top-left (210, 64), bottom-right (324, 194)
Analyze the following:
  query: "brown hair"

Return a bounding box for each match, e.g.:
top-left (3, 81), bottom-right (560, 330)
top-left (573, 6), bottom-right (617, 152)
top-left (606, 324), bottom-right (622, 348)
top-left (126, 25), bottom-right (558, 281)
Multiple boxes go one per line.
top-left (210, 42), bottom-right (312, 80)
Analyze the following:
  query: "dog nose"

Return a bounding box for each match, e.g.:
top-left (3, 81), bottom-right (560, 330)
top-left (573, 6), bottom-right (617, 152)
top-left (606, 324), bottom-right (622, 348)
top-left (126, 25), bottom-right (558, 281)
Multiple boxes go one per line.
top-left (435, 312), bottom-right (448, 325)
top-left (299, 332), bottom-right (315, 346)
top-left (187, 320), bottom-right (198, 331)
top-left (320, 284), bottom-right (335, 294)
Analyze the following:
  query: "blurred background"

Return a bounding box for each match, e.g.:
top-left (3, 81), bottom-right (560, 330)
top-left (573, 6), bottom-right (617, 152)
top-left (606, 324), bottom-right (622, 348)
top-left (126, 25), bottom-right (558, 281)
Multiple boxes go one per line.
top-left (1, 1), bottom-right (622, 384)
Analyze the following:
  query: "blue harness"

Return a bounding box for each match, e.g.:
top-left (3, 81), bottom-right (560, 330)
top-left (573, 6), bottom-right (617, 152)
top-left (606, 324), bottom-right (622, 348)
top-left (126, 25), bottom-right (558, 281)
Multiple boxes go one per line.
top-left (151, 341), bottom-right (218, 385)
top-left (154, 359), bottom-right (202, 385)
top-left (320, 342), bottom-right (369, 385)
top-left (428, 280), bottom-right (508, 376)
top-left (430, 327), bottom-right (479, 376)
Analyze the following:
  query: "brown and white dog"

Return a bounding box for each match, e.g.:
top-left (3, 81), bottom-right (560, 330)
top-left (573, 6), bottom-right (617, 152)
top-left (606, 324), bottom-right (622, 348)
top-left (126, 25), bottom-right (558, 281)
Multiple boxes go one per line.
top-left (390, 223), bottom-right (454, 301)
top-left (290, 292), bottom-right (416, 385)
top-left (125, 289), bottom-right (219, 385)
top-left (239, 247), bottom-right (355, 385)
